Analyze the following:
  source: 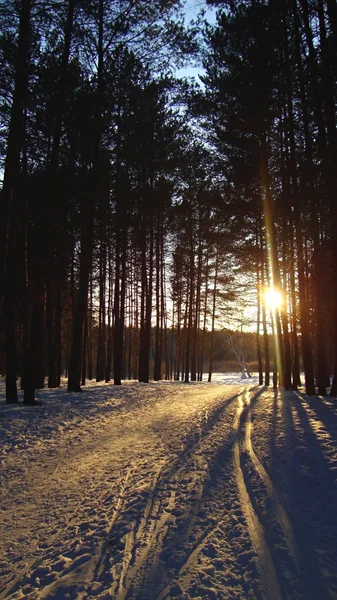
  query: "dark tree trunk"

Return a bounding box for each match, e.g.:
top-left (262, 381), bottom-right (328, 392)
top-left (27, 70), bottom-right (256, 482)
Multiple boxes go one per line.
top-left (113, 226), bottom-right (122, 385)
top-left (67, 0), bottom-right (104, 392)
top-left (0, 0), bottom-right (32, 282)
top-left (154, 221), bottom-right (162, 381)
top-left (45, 0), bottom-right (75, 390)
top-left (139, 217), bottom-right (153, 383)
top-left (88, 272), bottom-right (93, 380)
top-left (105, 247), bottom-right (113, 383)
top-left (1, 0), bottom-right (32, 403)
top-left (185, 212), bottom-right (194, 384)
top-left (261, 259), bottom-right (270, 386)
top-left (191, 232), bottom-right (202, 381)
top-left (256, 249), bottom-right (263, 386)
top-left (289, 220), bottom-right (301, 389)
top-left (5, 286), bottom-right (18, 404)
top-left (96, 241), bottom-right (106, 382)
top-left (23, 286), bottom-right (45, 405)
top-left (259, 136), bottom-right (286, 387)
top-left (138, 231), bottom-right (147, 382)
top-left (47, 281), bottom-right (62, 388)
top-left (67, 190), bottom-right (94, 392)
top-left (81, 309), bottom-right (87, 386)
top-left (144, 225), bottom-right (154, 381)
top-left (208, 244), bottom-right (219, 383)
top-left (285, 10), bottom-right (316, 394)
top-left (199, 256), bottom-right (209, 381)
top-left (114, 218), bottom-right (127, 386)
top-left (160, 234), bottom-right (166, 380)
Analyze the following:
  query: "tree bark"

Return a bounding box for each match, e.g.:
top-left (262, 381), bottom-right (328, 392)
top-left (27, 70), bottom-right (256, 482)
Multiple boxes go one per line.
top-left (67, 0), bottom-right (104, 392)
top-left (1, 0), bottom-right (32, 403)
top-left (208, 243), bottom-right (219, 383)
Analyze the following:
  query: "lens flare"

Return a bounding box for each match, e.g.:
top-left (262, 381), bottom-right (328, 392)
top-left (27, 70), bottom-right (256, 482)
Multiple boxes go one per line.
top-left (264, 288), bottom-right (283, 310)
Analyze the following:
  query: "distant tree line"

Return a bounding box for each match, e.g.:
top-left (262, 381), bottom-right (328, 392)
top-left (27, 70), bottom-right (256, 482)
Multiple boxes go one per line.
top-left (60, 324), bottom-right (259, 381)
top-left (0, 0), bottom-right (336, 402)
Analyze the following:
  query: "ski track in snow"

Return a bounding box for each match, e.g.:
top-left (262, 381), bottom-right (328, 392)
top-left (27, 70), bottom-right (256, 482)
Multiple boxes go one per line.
top-left (1, 377), bottom-right (337, 599)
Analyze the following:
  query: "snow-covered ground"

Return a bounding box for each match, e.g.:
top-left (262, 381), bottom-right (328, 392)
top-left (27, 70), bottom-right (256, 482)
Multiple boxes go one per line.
top-left (1, 375), bottom-right (337, 600)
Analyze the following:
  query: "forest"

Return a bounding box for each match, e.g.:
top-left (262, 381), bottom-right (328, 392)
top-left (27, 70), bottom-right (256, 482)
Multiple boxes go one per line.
top-left (0, 0), bottom-right (336, 404)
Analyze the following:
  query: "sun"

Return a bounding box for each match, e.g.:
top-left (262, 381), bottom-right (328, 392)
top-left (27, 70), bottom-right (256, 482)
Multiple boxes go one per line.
top-left (264, 287), bottom-right (283, 310)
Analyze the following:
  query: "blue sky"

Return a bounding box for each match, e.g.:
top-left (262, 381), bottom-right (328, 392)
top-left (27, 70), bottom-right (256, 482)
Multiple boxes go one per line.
top-left (176, 0), bottom-right (217, 81)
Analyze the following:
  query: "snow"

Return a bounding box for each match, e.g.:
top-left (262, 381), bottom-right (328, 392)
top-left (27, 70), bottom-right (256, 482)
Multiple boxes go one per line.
top-left (1, 375), bottom-right (337, 600)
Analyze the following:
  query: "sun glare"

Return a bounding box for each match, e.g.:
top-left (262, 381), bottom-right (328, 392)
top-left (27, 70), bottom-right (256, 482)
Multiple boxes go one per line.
top-left (264, 288), bottom-right (283, 310)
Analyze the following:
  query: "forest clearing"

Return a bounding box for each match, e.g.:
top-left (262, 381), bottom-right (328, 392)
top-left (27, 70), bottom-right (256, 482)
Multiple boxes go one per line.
top-left (1, 376), bottom-right (337, 599)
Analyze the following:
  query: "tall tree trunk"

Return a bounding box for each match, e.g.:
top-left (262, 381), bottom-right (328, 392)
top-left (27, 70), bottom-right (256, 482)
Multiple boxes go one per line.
top-left (87, 271), bottom-right (93, 380)
top-left (0, 0), bottom-right (32, 284)
top-left (191, 231), bottom-right (202, 381)
top-left (208, 244), bottom-right (219, 383)
top-left (113, 222), bottom-right (122, 385)
top-left (161, 234), bottom-right (167, 380)
top-left (67, 0), bottom-right (104, 392)
top-left (316, 0), bottom-right (337, 395)
top-left (286, 8), bottom-right (316, 394)
top-left (259, 135), bottom-right (285, 387)
top-left (1, 0), bottom-right (32, 403)
top-left (256, 250), bottom-right (263, 386)
top-left (289, 218), bottom-right (301, 389)
top-left (68, 178), bottom-right (95, 392)
top-left (261, 257), bottom-right (270, 386)
top-left (45, 0), bottom-right (75, 390)
top-left (138, 228), bottom-right (148, 382)
top-left (81, 309), bottom-right (87, 386)
top-left (105, 246), bottom-right (113, 383)
top-left (144, 224), bottom-right (154, 381)
top-left (185, 210), bottom-right (194, 383)
top-left (154, 221), bottom-right (162, 381)
top-left (23, 286), bottom-right (45, 405)
top-left (96, 240), bottom-right (106, 382)
top-left (199, 256), bottom-right (209, 381)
